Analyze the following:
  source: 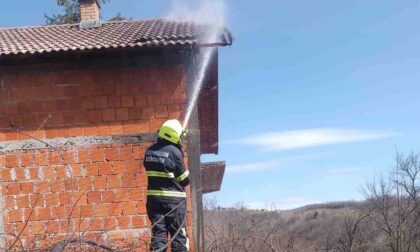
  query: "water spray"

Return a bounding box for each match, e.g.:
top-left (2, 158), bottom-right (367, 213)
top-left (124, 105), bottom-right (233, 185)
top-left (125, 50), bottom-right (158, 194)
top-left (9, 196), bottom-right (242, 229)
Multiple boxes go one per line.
top-left (182, 28), bottom-right (222, 130)
top-left (167, 0), bottom-right (228, 130)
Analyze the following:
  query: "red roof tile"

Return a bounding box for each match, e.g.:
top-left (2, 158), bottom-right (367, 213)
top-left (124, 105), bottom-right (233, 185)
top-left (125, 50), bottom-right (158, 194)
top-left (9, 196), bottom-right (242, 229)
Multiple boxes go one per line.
top-left (0, 19), bottom-right (232, 57)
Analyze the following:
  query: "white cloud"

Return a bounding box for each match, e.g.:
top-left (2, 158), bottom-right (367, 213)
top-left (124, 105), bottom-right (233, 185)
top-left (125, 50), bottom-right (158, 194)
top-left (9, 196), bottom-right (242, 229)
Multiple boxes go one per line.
top-left (228, 160), bottom-right (283, 173)
top-left (227, 152), bottom-right (331, 173)
top-left (233, 128), bottom-right (395, 151)
top-left (248, 197), bottom-right (320, 210)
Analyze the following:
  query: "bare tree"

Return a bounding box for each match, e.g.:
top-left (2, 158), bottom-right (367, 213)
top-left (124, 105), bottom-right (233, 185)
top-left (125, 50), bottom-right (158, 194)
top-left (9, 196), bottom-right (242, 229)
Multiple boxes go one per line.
top-left (321, 211), bottom-right (371, 252)
top-left (363, 152), bottom-right (420, 252)
top-left (204, 204), bottom-right (303, 252)
top-left (204, 152), bottom-right (419, 252)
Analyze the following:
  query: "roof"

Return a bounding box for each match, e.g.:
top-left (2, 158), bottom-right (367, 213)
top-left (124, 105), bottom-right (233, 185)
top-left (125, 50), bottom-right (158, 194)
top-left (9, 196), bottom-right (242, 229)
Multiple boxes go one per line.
top-left (201, 161), bottom-right (226, 194)
top-left (0, 19), bottom-right (233, 57)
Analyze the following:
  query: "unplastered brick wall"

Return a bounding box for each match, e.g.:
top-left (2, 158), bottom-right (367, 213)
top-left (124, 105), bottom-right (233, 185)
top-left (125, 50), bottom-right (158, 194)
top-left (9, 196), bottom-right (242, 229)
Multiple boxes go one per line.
top-left (0, 143), bottom-right (193, 250)
top-left (0, 66), bottom-right (186, 140)
top-left (0, 64), bottom-right (194, 250)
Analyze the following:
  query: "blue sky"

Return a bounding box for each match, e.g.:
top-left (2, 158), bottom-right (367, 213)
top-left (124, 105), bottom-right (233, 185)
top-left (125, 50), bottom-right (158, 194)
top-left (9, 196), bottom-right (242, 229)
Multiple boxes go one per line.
top-left (2, 0), bottom-right (420, 209)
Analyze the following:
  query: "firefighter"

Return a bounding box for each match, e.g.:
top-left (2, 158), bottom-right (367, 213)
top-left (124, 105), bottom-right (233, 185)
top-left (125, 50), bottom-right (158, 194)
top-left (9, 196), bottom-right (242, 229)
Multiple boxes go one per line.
top-left (143, 119), bottom-right (190, 252)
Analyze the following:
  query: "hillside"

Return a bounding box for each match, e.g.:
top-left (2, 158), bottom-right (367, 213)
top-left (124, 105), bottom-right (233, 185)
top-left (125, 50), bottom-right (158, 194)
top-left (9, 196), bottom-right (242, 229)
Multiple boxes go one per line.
top-left (204, 153), bottom-right (420, 252)
top-left (204, 200), bottom-right (378, 252)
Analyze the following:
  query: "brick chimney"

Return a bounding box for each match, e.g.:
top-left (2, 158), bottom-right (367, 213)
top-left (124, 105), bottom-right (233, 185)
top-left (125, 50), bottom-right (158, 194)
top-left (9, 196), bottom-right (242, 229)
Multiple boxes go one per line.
top-left (79, 0), bottom-right (100, 22)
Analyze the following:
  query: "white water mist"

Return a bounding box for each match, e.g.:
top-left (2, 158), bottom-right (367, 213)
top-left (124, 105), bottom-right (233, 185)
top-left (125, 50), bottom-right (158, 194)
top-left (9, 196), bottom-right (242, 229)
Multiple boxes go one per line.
top-left (183, 46), bottom-right (214, 129)
top-left (166, 0), bottom-right (228, 129)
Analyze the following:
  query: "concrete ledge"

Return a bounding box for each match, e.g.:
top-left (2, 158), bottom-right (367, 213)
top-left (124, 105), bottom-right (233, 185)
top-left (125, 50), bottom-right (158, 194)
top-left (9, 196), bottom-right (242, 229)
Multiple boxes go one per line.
top-left (0, 133), bottom-right (157, 154)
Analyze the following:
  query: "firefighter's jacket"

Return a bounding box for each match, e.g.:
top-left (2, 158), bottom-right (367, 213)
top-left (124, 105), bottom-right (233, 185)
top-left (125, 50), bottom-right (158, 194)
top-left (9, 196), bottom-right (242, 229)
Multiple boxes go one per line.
top-left (143, 139), bottom-right (190, 202)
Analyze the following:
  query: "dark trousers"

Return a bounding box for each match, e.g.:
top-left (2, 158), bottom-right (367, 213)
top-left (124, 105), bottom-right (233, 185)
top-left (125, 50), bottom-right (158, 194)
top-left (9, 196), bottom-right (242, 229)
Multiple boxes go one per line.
top-left (146, 197), bottom-right (189, 252)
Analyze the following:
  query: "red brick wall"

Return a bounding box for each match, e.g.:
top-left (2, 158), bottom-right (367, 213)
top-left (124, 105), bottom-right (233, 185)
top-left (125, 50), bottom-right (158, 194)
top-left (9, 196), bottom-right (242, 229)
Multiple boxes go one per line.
top-left (0, 66), bottom-right (186, 140)
top-left (0, 64), bottom-right (194, 250)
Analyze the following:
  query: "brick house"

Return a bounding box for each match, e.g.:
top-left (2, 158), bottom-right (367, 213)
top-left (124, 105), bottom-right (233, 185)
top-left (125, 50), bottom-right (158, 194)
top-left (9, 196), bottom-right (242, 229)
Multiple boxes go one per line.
top-left (0, 0), bottom-right (231, 250)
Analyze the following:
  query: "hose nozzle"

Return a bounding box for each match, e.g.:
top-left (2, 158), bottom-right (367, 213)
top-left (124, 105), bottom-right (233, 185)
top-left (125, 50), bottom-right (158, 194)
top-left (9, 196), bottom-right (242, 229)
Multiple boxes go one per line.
top-left (181, 129), bottom-right (190, 138)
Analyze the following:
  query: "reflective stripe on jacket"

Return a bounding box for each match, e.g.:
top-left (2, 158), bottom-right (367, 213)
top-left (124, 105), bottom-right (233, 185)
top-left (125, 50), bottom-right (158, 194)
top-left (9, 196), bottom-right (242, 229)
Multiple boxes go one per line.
top-left (143, 139), bottom-right (190, 202)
